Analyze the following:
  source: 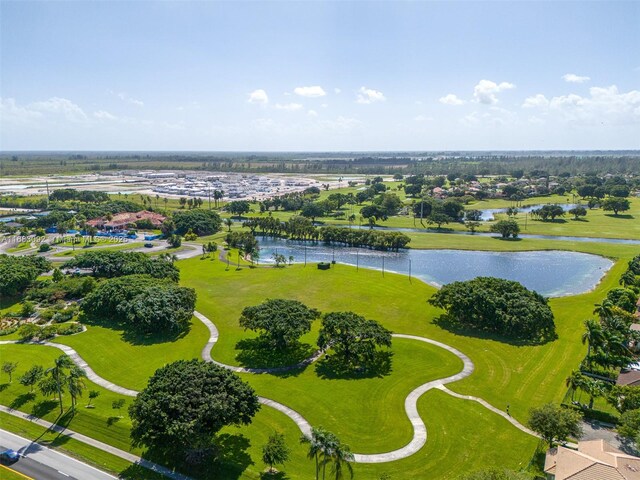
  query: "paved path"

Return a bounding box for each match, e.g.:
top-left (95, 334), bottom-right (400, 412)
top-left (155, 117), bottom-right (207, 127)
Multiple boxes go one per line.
top-left (436, 386), bottom-right (537, 437)
top-left (195, 311), bottom-right (325, 374)
top-left (0, 340), bottom-right (138, 397)
top-left (1, 310), bottom-right (539, 465)
top-left (0, 406), bottom-right (192, 480)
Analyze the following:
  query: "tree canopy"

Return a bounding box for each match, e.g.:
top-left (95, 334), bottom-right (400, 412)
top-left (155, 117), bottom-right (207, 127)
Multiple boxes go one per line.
top-left (490, 219), bottom-right (520, 239)
top-left (129, 360), bottom-right (260, 457)
top-left (81, 274), bottom-right (196, 333)
top-left (0, 254), bottom-right (51, 296)
top-left (63, 251), bottom-right (179, 281)
top-left (602, 197), bottom-right (631, 215)
top-left (317, 312), bottom-right (392, 368)
top-left (429, 277), bottom-right (555, 341)
top-left (239, 299), bottom-right (320, 348)
top-left (173, 209), bottom-right (222, 236)
top-left (527, 403), bottom-right (583, 447)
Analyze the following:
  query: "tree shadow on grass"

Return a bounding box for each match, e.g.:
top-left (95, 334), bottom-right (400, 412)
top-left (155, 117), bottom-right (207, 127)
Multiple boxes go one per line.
top-left (604, 214), bottom-right (635, 220)
top-left (0, 383), bottom-right (9, 393)
top-left (260, 471), bottom-right (290, 480)
top-left (9, 392), bottom-right (36, 410)
top-left (79, 314), bottom-right (191, 346)
top-left (235, 337), bottom-right (315, 370)
top-left (31, 400), bottom-right (58, 418)
top-left (492, 236), bottom-right (523, 242)
top-left (315, 351), bottom-right (393, 380)
top-left (140, 433), bottom-right (253, 480)
top-left (432, 314), bottom-right (557, 347)
top-left (107, 416), bottom-right (122, 427)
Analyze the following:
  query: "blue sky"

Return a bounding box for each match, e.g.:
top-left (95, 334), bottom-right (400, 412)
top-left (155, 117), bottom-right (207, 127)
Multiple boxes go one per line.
top-left (1, 1), bottom-right (639, 151)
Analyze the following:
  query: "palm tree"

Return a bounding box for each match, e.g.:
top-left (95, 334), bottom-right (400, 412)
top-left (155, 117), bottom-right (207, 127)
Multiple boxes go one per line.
top-left (582, 377), bottom-right (607, 409)
top-left (565, 370), bottom-right (585, 402)
top-left (582, 319), bottom-right (604, 367)
top-left (330, 442), bottom-right (354, 480)
top-left (301, 427), bottom-right (328, 480)
top-left (224, 218), bottom-right (233, 232)
top-left (67, 365), bottom-right (87, 409)
top-left (593, 300), bottom-right (614, 321)
top-left (46, 354), bottom-right (74, 413)
top-left (620, 270), bottom-right (637, 288)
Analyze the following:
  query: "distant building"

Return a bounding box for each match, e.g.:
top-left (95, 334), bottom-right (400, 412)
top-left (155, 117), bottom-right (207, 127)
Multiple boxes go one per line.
top-left (545, 439), bottom-right (640, 480)
top-left (87, 211), bottom-right (166, 230)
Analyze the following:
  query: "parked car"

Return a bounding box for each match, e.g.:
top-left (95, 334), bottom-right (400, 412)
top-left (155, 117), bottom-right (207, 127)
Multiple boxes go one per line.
top-left (0, 448), bottom-right (19, 464)
top-left (144, 243), bottom-right (154, 248)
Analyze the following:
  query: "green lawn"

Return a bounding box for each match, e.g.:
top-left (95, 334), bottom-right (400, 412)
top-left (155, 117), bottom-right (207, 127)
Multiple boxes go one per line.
top-left (53, 316), bottom-right (209, 391)
top-left (242, 337), bottom-right (462, 453)
top-left (0, 230), bottom-right (636, 478)
top-left (0, 344), bottom-right (138, 454)
top-left (244, 185), bottom-right (640, 240)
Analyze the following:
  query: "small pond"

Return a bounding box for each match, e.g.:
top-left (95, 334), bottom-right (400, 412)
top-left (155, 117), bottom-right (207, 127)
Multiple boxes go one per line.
top-left (478, 203), bottom-right (579, 221)
top-left (256, 237), bottom-right (613, 297)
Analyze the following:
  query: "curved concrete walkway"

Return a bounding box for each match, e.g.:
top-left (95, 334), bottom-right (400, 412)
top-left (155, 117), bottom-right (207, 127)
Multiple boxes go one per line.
top-left (1, 311), bottom-right (539, 465)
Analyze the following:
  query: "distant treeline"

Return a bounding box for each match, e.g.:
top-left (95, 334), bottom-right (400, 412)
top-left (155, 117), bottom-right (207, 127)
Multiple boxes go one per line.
top-left (1, 152), bottom-right (638, 176)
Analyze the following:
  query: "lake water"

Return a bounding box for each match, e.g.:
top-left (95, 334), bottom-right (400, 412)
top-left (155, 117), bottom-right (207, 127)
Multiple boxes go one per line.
top-left (256, 237), bottom-right (613, 297)
top-left (478, 203), bottom-right (578, 221)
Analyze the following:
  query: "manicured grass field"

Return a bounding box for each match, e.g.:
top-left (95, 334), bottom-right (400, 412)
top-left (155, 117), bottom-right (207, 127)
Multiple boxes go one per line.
top-left (0, 344), bottom-right (138, 454)
top-left (53, 317), bottom-right (209, 390)
top-left (242, 337), bottom-right (462, 453)
top-left (0, 230), bottom-right (636, 478)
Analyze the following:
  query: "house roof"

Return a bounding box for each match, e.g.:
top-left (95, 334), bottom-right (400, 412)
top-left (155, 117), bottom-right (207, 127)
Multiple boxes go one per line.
top-left (87, 210), bottom-right (165, 228)
top-left (545, 440), bottom-right (640, 480)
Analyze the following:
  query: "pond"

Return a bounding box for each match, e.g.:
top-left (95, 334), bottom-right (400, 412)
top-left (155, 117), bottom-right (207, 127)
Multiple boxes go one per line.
top-left (256, 237), bottom-right (613, 297)
top-left (478, 203), bottom-right (579, 221)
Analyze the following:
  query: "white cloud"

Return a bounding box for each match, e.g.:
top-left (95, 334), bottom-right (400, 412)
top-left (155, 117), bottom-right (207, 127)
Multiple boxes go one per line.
top-left (248, 89), bottom-right (269, 104)
top-left (29, 97), bottom-right (88, 122)
top-left (93, 110), bottom-right (117, 120)
top-left (294, 86), bottom-right (326, 98)
top-left (562, 73), bottom-right (590, 84)
top-left (356, 87), bottom-right (386, 104)
top-left (275, 102), bottom-right (303, 111)
top-left (473, 80), bottom-right (515, 105)
top-left (547, 85), bottom-right (640, 125)
top-left (307, 110), bottom-right (318, 117)
top-left (439, 94), bottom-right (464, 105)
top-left (522, 94), bottom-right (549, 108)
top-left (0, 97), bottom-right (44, 125)
top-left (111, 91), bottom-right (144, 107)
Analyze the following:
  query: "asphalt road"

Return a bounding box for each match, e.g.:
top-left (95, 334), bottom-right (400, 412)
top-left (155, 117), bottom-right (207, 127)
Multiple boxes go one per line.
top-left (0, 430), bottom-right (116, 480)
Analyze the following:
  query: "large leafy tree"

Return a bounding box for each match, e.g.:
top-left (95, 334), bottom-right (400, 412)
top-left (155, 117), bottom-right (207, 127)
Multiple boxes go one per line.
top-left (429, 277), bottom-right (555, 341)
top-left (527, 403), bottom-right (583, 447)
top-left (0, 255), bottom-right (51, 296)
top-left (489, 219), bottom-right (520, 239)
top-left (81, 274), bottom-right (196, 333)
top-left (63, 251), bottom-right (179, 281)
top-left (129, 360), bottom-right (260, 460)
top-left (239, 299), bottom-right (320, 348)
top-left (602, 197), bottom-right (631, 216)
top-left (173, 209), bottom-right (222, 236)
top-left (317, 312), bottom-right (392, 368)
